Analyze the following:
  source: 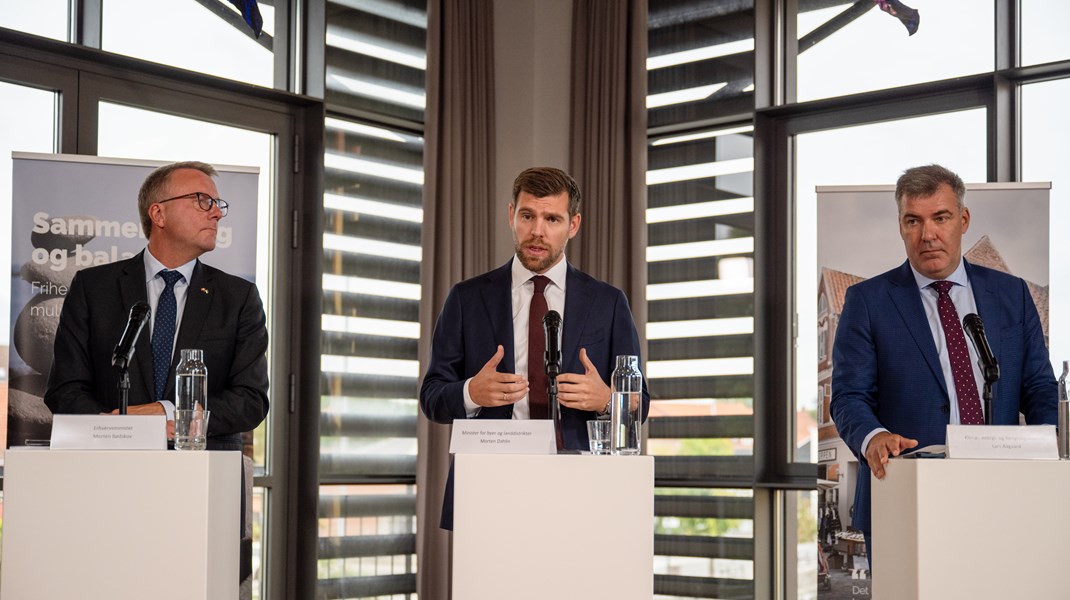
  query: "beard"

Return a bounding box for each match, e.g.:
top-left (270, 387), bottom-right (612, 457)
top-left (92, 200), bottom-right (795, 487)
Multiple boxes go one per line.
top-left (514, 237), bottom-right (564, 274)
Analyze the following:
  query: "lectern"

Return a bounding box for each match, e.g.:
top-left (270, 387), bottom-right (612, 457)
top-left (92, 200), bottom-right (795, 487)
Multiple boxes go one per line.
top-left (453, 453), bottom-right (654, 600)
top-left (872, 459), bottom-right (1070, 599)
top-left (1, 448), bottom-right (240, 600)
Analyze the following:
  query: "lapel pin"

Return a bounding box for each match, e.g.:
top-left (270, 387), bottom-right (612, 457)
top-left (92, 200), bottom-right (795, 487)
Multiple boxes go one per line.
top-left (200, 288), bottom-right (209, 295)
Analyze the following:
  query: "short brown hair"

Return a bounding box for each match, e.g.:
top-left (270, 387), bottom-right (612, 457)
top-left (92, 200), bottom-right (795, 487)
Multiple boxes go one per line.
top-left (511, 167), bottom-right (582, 217)
top-left (138, 161), bottom-right (218, 238)
top-left (895, 164), bottom-right (965, 212)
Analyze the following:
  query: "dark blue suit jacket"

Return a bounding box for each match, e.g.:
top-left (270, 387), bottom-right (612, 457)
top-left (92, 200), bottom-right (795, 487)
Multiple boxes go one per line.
top-left (421, 259), bottom-right (650, 528)
top-left (831, 259), bottom-right (1056, 534)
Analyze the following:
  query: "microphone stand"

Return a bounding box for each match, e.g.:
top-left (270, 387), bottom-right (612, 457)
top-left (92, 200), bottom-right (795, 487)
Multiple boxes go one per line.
top-left (981, 364), bottom-right (998, 426)
top-left (548, 374), bottom-right (566, 452)
top-left (117, 366), bottom-right (131, 415)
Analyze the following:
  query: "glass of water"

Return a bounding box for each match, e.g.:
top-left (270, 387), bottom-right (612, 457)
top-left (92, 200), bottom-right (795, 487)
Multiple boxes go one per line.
top-left (587, 419), bottom-right (611, 455)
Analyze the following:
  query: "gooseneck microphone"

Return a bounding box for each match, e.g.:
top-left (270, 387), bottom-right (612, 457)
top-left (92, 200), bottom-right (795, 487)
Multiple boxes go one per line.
top-left (112, 301), bottom-right (151, 370)
top-left (543, 310), bottom-right (562, 379)
top-left (962, 313), bottom-right (999, 384)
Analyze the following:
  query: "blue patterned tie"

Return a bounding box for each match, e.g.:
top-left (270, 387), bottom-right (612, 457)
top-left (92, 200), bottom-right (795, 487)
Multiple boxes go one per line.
top-left (152, 270), bottom-right (184, 401)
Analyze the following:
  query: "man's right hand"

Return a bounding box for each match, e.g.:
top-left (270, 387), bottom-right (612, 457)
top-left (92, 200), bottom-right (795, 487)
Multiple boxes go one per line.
top-left (469, 345), bottom-right (528, 407)
top-left (865, 431), bottom-right (919, 480)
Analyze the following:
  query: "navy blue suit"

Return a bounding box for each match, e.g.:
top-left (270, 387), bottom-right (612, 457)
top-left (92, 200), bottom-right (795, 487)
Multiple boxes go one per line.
top-left (421, 259), bottom-right (650, 528)
top-left (831, 259), bottom-right (1056, 535)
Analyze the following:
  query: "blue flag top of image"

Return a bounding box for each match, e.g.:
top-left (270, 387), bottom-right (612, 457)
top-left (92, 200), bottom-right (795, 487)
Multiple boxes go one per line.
top-left (875, 0), bottom-right (920, 36)
top-left (228, 0), bottom-right (264, 38)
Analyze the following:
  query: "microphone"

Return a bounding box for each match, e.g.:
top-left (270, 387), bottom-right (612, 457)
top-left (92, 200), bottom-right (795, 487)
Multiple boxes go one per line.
top-left (543, 310), bottom-right (562, 379)
top-left (112, 301), bottom-right (151, 370)
top-left (962, 313), bottom-right (999, 384)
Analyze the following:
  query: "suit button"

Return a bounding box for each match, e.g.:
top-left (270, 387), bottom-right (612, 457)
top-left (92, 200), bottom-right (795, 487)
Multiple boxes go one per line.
top-left (941, 404), bottom-right (950, 414)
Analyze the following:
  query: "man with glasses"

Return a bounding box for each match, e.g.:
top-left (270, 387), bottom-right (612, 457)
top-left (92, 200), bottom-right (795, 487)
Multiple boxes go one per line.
top-left (44, 161), bottom-right (269, 451)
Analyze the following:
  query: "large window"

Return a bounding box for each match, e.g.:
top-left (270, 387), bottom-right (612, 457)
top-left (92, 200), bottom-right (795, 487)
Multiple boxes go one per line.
top-left (647, 2), bottom-right (757, 597)
top-left (0, 24), bottom-right (317, 600)
top-left (0, 82), bottom-right (58, 456)
top-left (318, 1), bottom-right (426, 598)
top-left (796, 0), bottom-right (993, 102)
top-left (101, 0), bottom-right (276, 87)
top-left (0, 0), bottom-right (68, 41)
top-left (762, 3), bottom-right (1070, 598)
top-left (97, 104), bottom-right (277, 596)
top-left (1022, 78), bottom-right (1070, 373)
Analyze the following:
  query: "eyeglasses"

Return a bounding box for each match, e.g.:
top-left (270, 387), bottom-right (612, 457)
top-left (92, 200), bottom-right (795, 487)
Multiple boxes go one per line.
top-left (157, 192), bottom-right (229, 217)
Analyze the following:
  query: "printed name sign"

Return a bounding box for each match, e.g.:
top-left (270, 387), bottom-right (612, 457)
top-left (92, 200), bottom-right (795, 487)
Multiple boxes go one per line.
top-left (946, 424), bottom-right (1058, 460)
top-left (50, 415), bottom-right (167, 450)
top-left (449, 420), bottom-right (556, 455)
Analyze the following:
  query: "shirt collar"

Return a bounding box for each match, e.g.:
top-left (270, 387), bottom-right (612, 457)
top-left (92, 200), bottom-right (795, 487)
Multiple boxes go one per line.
top-left (511, 254), bottom-right (568, 292)
top-left (144, 248), bottom-right (197, 285)
top-left (910, 257), bottom-right (969, 290)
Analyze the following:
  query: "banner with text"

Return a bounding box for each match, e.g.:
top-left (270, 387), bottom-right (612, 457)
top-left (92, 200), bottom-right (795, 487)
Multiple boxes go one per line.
top-left (7, 152), bottom-right (259, 446)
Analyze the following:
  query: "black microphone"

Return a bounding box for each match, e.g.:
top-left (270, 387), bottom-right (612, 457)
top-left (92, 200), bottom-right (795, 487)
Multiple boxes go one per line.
top-left (112, 301), bottom-right (151, 370)
top-left (962, 313), bottom-right (999, 384)
top-left (543, 310), bottom-right (562, 379)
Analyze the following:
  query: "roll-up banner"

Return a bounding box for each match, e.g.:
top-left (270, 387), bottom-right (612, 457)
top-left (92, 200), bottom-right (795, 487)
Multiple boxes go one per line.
top-left (6, 152), bottom-right (259, 448)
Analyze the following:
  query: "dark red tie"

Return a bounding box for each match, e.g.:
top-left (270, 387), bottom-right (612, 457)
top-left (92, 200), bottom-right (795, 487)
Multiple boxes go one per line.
top-left (528, 276), bottom-right (550, 419)
top-left (932, 280), bottom-right (984, 425)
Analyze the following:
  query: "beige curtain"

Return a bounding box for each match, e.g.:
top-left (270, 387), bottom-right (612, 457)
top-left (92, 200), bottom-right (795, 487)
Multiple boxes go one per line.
top-left (569, 0), bottom-right (649, 327)
top-left (416, 1), bottom-right (497, 598)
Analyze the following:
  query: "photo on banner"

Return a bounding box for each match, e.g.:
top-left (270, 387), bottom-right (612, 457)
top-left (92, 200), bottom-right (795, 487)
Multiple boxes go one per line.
top-left (813, 182), bottom-right (1050, 598)
top-left (6, 152), bottom-right (258, 448)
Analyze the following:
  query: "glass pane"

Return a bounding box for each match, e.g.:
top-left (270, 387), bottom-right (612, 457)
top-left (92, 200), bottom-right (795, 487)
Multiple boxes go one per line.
top-left (102, 0), bottom-right (274, 87)
top-left (0, 0), bottom-right (68, 41)
top-left (97, 101), bottom-right (275, 598)
top-left (796, 490), bottom-right (818, 600)
top-left (326, 0), bottom-right (428, 123)
top-left (647, 124), bottom-right (756, 469)
top-left (797, 109), bottom-right (987, 466)
top-left (2, 82), bottom-right (57, 458)
top-left (251, 487), bottom-right (267, 600)
top-left (1021, 0), bottom-right (1070, 66)
top-left (648, 2), bottom-right (755, 129)
top-left (1022, 79), bottom-right (1070, 373)
top-left (797, 1), bottom-right (993, 102)
top-left (317, 484), bottom-right (418, 598)
top-left (319, 115), bottom-right (423, 597)
top-left (654, 488), bottom-right (754, 598)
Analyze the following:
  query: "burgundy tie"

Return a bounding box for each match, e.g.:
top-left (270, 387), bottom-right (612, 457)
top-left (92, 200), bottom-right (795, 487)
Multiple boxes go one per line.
top-left (931, 280), bottom-right (984, 425)
top-left (528, 276), bottom-right (550, 419)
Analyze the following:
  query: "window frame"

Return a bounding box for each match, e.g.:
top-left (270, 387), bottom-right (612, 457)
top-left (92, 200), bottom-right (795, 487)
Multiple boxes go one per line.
top-left (0, 27), bottom-right (325, 600)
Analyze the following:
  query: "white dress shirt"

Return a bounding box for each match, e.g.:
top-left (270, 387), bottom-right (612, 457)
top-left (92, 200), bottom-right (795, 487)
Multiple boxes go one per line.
top-left (144, 248), bottom-right (197, 419)
top-left (462, 256), bottom-right (568, 418)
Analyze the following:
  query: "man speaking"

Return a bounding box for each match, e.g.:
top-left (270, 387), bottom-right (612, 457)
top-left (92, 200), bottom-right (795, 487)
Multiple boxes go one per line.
top-left (420, 167), bottom-right (650, 528)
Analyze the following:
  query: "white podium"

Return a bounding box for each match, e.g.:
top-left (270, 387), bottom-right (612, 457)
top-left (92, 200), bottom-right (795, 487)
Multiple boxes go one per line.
top-left (453, 453), bottom-right (654, 600)
top-left (873, 459), bottom-right (1070, 599)
top-left (1, 448), bottom-right (240, 600)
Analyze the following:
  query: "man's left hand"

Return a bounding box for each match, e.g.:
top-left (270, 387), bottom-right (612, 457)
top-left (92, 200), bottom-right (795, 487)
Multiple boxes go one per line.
top-left (557, 348), bottom-right (611, 413)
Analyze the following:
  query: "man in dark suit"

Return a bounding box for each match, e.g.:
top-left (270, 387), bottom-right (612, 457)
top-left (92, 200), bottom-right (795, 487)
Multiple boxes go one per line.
top-left (831, 164), bottom-right (1056, 562)
top-left (44, 160), bottom-right (269, 451)
top-left (421, 167), bottom-right (650, 528)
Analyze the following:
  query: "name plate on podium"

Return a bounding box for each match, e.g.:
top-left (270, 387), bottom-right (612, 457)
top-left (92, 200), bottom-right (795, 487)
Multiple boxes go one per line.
top-left (449, 420), bottom-right (555, 455)
top-left (50, 415), bottom-right (167, 450)
top-left (946, 424), bottom-right (1058, 460)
